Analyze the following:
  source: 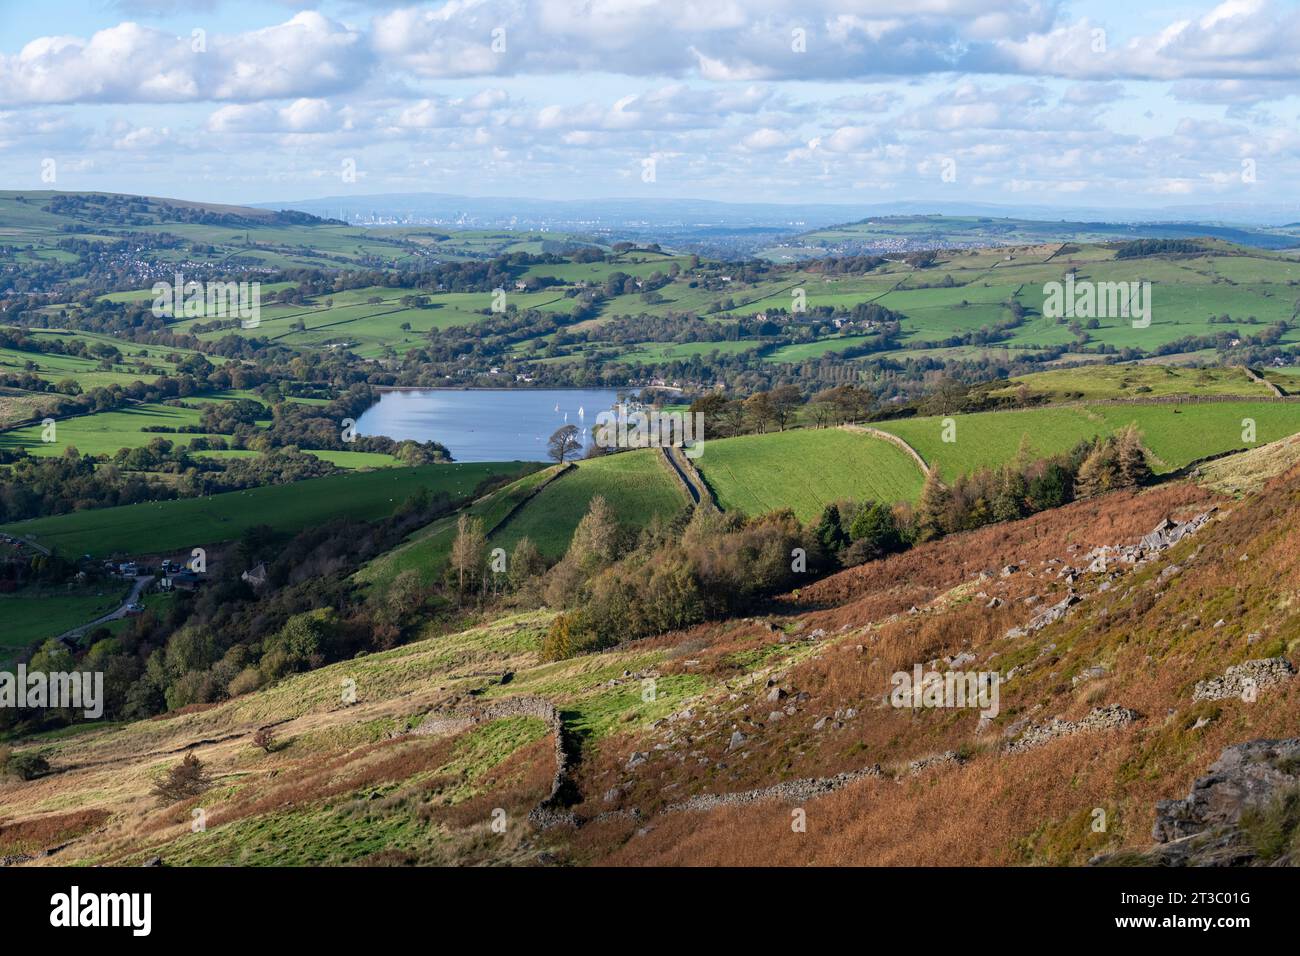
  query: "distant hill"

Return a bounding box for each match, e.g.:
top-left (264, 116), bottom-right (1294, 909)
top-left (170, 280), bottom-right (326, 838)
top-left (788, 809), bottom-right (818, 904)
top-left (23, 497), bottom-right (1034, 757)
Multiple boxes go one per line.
top-left (760, 214), bottom-right (1300, 260)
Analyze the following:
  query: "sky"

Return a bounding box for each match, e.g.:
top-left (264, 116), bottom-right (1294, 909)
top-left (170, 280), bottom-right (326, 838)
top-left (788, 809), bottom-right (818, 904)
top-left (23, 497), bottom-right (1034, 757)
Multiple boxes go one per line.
top-left (1, 0), bottom-right (1299, 213)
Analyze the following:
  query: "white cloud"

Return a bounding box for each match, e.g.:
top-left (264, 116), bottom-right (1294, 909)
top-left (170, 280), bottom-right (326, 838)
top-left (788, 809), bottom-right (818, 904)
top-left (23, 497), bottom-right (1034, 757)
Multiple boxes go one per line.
top-left (0, 13), bottom-right (367, 106)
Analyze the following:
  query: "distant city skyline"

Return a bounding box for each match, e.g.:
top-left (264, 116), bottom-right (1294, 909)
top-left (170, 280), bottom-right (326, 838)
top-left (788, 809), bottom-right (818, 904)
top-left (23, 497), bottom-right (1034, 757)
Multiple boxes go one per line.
top-left (3, 1), bottom-right (1300, 212)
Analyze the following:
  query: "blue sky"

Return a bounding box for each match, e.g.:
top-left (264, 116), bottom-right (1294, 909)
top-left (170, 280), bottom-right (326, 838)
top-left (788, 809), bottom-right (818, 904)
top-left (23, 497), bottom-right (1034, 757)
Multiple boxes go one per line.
top-left (1, 1), bottom-right (1299, 213)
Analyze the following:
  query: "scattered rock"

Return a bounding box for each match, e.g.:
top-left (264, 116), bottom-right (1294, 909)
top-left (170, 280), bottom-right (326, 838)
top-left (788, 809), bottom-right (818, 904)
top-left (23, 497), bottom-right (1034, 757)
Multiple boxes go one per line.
top-left (1192, 658), bottom-right (1296, 702)
top-left (908, 751), bottom-right (961, 775)
top-left (1006, 705), bottom-right (1139, 754)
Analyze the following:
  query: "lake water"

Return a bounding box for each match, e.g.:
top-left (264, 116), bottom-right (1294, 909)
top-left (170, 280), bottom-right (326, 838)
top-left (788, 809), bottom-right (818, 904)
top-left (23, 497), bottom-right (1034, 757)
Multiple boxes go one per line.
top-left (354, 388), bottom-right (625, 462)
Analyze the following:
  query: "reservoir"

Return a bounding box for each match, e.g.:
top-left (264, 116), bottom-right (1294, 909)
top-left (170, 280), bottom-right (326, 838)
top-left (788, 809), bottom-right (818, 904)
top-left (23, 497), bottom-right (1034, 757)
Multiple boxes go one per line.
top-left (354, 388), bottom-right (625, 462)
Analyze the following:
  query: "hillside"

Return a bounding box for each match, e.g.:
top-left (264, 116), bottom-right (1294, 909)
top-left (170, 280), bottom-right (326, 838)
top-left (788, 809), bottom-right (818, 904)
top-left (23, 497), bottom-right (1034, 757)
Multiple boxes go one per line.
top-left (6, 441), bottom-right (1300, 866)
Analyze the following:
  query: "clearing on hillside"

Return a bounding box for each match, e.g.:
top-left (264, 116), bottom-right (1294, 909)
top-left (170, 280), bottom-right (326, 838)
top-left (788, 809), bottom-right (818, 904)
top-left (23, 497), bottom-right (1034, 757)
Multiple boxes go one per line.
top-left (694, 428), bottom-right (926, 520)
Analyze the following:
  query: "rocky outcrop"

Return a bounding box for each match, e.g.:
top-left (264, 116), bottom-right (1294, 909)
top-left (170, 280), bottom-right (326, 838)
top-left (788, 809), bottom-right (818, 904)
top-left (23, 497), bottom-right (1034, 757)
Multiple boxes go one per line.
top-left (1094, 738), bottom-right (1300, 866)
top-left (1006, 705), bottom-right (1139, 754)
top-left (1005, 593), bottom-right (1081, 640)
top-left (1079, 510), bottom-right (1216, 574)
top-left (1192, 657), bottom-right (1296, 702)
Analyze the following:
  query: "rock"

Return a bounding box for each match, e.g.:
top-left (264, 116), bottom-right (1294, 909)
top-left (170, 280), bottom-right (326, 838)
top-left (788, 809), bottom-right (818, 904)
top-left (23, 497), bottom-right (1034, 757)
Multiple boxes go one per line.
top-left (947, 651), bottom-right (976, 668)
top-left (603, 787), bottom-right (623, 803)
top-left (142, 856), bottom-right (163, 867)
top-left (767, 711), bottom-right (785, 723)
top-left (908, 751), bottom-right (961, 775)
top-left (1071, 665), bottom-right (1107, 686)
top-left (1000, 565), bottom-right (1018, 577)
top-left (812, 716), bottom-right (828, 731)
top-left (1192, 658), bottom-right (1296, 702)
top-left (766, 686), bottom-right (787, 703)
top-left (727, 730), bottom-right (747, 752)
top-left (1153, 738), bottom-right (1300, 844)
top-left (1006, 705), bottom-right (1139, 754)
top-left (627, 751), bottom-right (648, 769)
top-left (986, 597), bottom-right (1002, 609)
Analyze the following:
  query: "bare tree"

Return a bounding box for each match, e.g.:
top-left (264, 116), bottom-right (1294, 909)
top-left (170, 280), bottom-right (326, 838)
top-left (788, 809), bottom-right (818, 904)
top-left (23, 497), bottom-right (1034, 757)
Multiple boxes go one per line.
top-left (548, 424), bottom-right (581, 464)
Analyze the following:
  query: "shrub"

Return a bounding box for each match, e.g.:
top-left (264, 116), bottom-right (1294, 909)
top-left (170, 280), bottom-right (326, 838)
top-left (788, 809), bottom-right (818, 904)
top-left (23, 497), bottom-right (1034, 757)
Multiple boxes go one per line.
top-left (1, 749), bottom-right (50, 781)
top-left (151, 753), bottom-right (211, 804)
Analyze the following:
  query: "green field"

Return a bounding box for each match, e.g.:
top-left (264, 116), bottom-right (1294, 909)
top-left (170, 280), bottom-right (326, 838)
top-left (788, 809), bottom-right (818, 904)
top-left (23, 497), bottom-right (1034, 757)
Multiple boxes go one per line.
top-left (988, 364), bottom-right (1274, 401)
top-left (1, 462), bottom-right (530, 559)
top-left (0, 402), bottom-right (220, 457)
top-left (491, 451), bottom-right (690, 558)
top-left (693, 428), bottom-right (926, 520)
top-left (0, 583), bottom-right (130, 652)
top-left (357, 464), bottom-right (560, 590)
top-left (874, 401), bottom-right (1300, 480)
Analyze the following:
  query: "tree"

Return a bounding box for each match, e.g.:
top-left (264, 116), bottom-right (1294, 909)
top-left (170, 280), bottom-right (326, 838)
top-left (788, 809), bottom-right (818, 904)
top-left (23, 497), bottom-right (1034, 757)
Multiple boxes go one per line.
top-left (508, 537), bottom-right (546, 591)
top-left (449, 513), bottom-right (487, 596)
top-left (152, 753), bottom-right (211, 804)
top-left (719, 399), bottom-right (748, 437)
top-left (915, 467), bottom-right (952, 542)
top-left (1029, 462), bottom-right (1072, 511)
top-left (568, 495), bottom-right (621, 574)
top-left (1114, 425), bottom-right (1153, 489)
top-left (744, 391), bottom-right (776, 433)
top-left (813, 503), bottom-right (849, 554)
top-left (849, 501), bottom-right (901, 558)
top-left (769, 384), bottom-right (802, 430)
top-left (548, 424), bottom-right (581, 464)
top-left (1075, 439), bottom-right (1119, 499)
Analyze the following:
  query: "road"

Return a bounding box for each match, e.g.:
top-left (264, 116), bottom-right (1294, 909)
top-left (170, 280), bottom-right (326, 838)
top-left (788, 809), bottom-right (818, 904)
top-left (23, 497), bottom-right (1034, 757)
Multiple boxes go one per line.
top-left (57, 575), bottom-right (153, 643)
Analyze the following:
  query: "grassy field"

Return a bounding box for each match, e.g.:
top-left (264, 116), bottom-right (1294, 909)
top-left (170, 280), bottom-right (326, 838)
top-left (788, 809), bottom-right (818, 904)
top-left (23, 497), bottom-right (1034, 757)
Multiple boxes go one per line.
top-left (0, 582), bottom-right (131, 653)
top-left (874, 401), bottom-right (1300, 480)
top-left (0, 402), bottom-right (220, 457)
top-left (987, 364), bottom-right (1275, 401)
top-left (694, 428), bottom-right (926, 520)
top-left (1, 462), bottom-right (529, 559)
top-left (356, 464), bottom-right (560, 590)
top-left (491, 451), bottom-right (690, 558)
top-left (193, 448), bottom-right (404, 469)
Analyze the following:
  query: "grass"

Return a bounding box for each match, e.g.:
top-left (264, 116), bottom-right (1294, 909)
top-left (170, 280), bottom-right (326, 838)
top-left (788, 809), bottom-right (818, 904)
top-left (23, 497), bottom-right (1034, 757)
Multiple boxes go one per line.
top-left (356, 464), bottom-right (559, 590)
top-left (1, 462), bottom-right (529, 559)
top-left (491, 451), bottom-right (690, 558)
top-left (1092, 402), bottom-right (1300, 470)
top-left (0, 582), bottom-right (130, 652)
top-left (694, 428), bottom-right (926, 519)
top-left (988, 365), bottom-right (1274, 401)
top-left (873, 401), bottom-right (1300, 480)
top-left (0, 402), bottom-right (216, 457)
